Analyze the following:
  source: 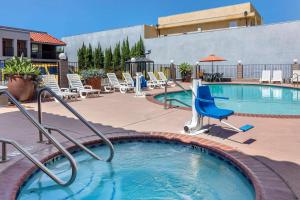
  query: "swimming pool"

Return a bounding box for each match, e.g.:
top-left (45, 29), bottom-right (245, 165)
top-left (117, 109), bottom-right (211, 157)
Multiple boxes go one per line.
top-left (155, 84), bottom-right (300, 116)
top-left (18, 141), bottom-right (255, 200)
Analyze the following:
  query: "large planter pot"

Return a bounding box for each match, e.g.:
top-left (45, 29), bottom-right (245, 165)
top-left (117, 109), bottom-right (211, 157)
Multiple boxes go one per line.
top-left (181, 73), bottom-right (192, 82)
top-left (7, 75), bottom-right (35, 101)
top-left (85, 77), bottom-right (101, 89)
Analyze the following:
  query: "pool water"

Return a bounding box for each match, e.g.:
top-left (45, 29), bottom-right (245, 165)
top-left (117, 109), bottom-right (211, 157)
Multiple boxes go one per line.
top-left (18, 142), bottom-right (255, 200)
top-left (155, 84), bottom-right (300, 115)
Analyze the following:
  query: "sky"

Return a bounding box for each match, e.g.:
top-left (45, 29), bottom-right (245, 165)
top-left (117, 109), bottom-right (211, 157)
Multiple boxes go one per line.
top-left (1, 0), bottom-right (300, 38)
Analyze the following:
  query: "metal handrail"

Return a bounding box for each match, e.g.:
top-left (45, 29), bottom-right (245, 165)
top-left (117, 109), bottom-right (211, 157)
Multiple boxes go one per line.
top-left (44, 126), bottom-right (101, 160)
top-left (0, 139), bottom-right (75, 186)
top-left (164, 79), bottom-right (190, 109)
top-left (37, 87), bottom-right (114, 162)
top-left (165, 98), bottom-right (192, 108)
top-left (0, 90), bottom-right (77, 186)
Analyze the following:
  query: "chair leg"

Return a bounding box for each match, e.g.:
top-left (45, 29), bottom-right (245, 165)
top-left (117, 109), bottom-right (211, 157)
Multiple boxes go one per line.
top-left (220, 120), bottom-right (241, 132)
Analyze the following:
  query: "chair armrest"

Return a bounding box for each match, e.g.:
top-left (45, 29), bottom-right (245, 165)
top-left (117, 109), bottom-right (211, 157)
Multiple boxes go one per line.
top-left (213, 96), bottom-right (229, 100)
top-left (196, 98), bottom-right (214, 103)
top-left (84, 85), bottom-right (93, 89)
top-left (61, 88), bottom-right (70, 92)
top-left (120, 82), bottom-right (129, 87)
top-left (69, 88), bottom-right (78, 93)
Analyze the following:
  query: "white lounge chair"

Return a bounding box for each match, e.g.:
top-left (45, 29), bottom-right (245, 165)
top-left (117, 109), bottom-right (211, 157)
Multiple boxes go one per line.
top-left (147, 72), bottom-right (165, 89)
top-left (42, 75), bottom-right (79, 101)
top-left (67, 74), bottom-right (101, 98)
top-left (271, 70), bottom-right (283, 84)
top-left (104, 73), bottom-right (134, 93)
top-left (158, 72), bottom-right (175, 87)
top-left (259, 70), bottom-right (271, 83)
top-left (261, 87), bottom-right (271, 98)
top-left (291, 70), bottom-right (300, 84)
top-left (122, 72), bottom-right (135, 88)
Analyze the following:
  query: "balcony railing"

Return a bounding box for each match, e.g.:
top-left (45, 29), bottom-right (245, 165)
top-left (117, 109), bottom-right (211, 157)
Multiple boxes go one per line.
top-left (3, 47), bottom-right (14, 57)
top-left (31, 51), bottom-right (58, 60)
top-left (17, 48), bottom-right (27, 57)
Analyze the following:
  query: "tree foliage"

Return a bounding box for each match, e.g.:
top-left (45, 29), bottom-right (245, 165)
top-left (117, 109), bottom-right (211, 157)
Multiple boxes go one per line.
top-left (113, 42), bottom-right (121, 70)
top-left (77, 43), bottom-right (86, 69)
top-left (104, 47), bottom-right (113, 69)
top-left (76, 37), bottom-right (145, 72)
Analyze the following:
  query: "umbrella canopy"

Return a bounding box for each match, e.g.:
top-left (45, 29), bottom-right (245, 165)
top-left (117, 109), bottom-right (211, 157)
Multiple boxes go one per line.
top-left (200, 54), bottom-right (226, 62)
top-left (199, 54), bottom-right (226, 73)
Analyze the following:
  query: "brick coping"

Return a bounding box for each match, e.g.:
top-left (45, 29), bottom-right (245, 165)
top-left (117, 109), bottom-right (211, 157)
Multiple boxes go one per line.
top-left (0, 132), bottom-right (296, 200)
top-left (147, 82), bottom-right (300, 119)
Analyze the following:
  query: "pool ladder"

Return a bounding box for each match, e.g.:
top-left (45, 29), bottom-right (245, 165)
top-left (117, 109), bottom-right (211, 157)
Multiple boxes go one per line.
top-left (164, 79), bottom-right (192, 109)
top-left (0, 87), bottom-right (115, 186)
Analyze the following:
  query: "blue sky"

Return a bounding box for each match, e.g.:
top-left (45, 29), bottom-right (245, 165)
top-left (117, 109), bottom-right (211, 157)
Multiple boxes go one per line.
top-left (1, 0), bottom-right (300, 38)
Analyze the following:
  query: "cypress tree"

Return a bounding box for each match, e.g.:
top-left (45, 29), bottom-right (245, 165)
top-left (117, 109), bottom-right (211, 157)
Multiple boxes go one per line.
top-left (77, 43), bottom-right (86, 70)
top-left (104, 47), bottom-right (113, 69)
top-left (138, 36), bottom-right (145, 57)
top-left (94, 44), bottom-right (101, 69)
top-left (86, 43), bottom-right (94, 68)
top-left (125, 37), bottom-right (130, 58)
top-left (113, 42), bottom-right (121, 71)
top-left (99, 45), bottom-right (104, 69)
top-left (121, 40), bottom-right (126, 69)
top-left (131, 44), bottom-right (137, 57)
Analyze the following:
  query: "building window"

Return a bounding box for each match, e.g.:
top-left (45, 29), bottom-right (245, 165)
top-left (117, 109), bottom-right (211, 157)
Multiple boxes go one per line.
top-left (2, 38), bottom-right (14, 57)
top-left (229, 21), bottom-right (238, 28)
top-left (31, 43), bottom-right (40, 58)
top-left (17, 40), bottom-right (27, 57)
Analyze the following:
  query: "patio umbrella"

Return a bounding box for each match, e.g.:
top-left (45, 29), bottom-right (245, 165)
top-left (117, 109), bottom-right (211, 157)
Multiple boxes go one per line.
top-left (199, 54), bottom-right (226, 74)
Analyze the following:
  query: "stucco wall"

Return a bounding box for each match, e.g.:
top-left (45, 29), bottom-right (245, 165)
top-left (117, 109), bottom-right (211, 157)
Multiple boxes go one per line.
top-left (145, 20), bottom-right (300, 65)
top-left (0, 29), bottom-right (31, 60)
top-left (62, 25), bottom-right (145, 62)
top-left (62, 21), bottom-right (300, 65)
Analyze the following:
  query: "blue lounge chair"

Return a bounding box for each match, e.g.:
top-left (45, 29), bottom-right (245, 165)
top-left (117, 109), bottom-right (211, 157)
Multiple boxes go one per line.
top-left (195, 85), bottom-right (253, 132)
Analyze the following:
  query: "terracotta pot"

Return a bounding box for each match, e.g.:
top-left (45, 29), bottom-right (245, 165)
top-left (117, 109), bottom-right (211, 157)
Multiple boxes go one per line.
top-left (7, 75), bottom-right (35, 101)
top-left (181, 73), bottom-right (192, 82)
top-left (85, 77), bottom-right (101, 89)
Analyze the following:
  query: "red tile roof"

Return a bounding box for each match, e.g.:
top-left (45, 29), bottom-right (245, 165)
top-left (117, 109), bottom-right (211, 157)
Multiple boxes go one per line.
top-left (30, 32), bottom-right (66, 46)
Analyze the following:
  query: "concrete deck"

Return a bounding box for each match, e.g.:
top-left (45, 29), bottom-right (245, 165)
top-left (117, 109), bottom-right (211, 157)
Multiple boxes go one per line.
top-left (0, 83), bottom-right (300, 199)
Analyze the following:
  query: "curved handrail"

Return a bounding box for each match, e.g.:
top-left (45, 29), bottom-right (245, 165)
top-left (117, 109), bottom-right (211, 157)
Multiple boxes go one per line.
top-left (44, 125), bottom-right (101, 160)
top-left (37, 87), bottom-right (114, 162)
top-left (0, 90), bottom-right (77, 186)
top-left (164, 78), bottom-right (190, 109)
top-left (166, 98), bottom-right (192, 108)
top-left (0, 139), bottom-right (75, 186)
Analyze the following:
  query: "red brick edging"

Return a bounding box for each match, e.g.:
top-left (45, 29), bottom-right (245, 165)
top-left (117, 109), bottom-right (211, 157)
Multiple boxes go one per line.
top-left (0, 132), bottom-right (296, 200)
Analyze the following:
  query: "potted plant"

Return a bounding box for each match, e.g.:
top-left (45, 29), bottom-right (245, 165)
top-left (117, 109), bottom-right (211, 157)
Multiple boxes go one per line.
top-left (179, 62), bottom-right (192, 82)
top-left (3, 56), bottom-right (40, 101)
top-left (80, 68), bottom-right (104, 89)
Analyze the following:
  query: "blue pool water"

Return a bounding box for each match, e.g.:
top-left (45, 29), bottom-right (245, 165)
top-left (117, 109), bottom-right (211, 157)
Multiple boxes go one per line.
top-left (155, 84), bottom-right (300, 115)
top-left (18, 142), bottom-right (255, 200)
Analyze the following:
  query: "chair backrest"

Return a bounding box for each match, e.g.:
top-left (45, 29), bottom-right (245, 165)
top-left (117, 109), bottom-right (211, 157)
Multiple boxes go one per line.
top-left (292, 70), bottom-right (300, 82)
top-left (261, 70), bottom-right (271, 81)
top-left (42, 75), bottom-right (61, 94)
top-left (147, 72), bottom-right (158, 81)
top-left (107, 73), bottom-right (121, 87)
top-left (67, 74), bottom-right (84, 90)
top-left (122, 73), bottom-right (134, 86)
top-left (272, 70), bottom-right (282, 80)
top-left (195, 86), bottom-right (215, 115)
top-left (158, 72), bottom-right (167, 81)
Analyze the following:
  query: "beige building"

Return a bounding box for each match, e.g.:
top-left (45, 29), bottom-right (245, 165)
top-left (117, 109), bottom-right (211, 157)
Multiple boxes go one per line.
top-left (144, 2), bottom-right (263, 38)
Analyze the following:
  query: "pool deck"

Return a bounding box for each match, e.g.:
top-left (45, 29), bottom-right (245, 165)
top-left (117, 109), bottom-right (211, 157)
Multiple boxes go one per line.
top-left (0, 81), bottom-right (300, 199)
